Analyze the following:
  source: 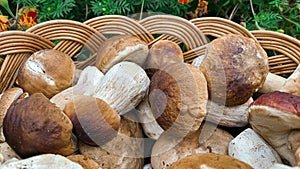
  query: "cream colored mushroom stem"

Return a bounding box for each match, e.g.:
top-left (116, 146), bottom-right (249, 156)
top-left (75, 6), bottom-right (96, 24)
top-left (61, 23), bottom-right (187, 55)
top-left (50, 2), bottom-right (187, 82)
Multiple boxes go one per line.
top-left (259, 72), bottom-right (286, 93)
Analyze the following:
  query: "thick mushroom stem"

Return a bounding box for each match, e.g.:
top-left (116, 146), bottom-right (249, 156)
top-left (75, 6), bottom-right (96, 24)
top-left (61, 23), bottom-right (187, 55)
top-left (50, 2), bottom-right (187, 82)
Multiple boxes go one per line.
top-left (280, 64), bottom-right (300, 97)
top-left (258, 72), bottom-right (286, 93)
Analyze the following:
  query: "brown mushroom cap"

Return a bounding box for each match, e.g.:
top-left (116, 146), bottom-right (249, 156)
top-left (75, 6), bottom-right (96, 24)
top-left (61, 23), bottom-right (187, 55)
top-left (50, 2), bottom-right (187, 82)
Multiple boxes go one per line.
top-left (151, 122), bottom-right (233, 169)
top-left (149, 62), bottom-right (208, 137)
top-left (249, 91), bottom-right (300, 165)
top-left (96, 35), bottom-right (149, 73)
top-left (67, 154), bottom-right (100, 169)
top-left (168, 153), bottom-right (253, 169)
top-left (18, 49), bottom-right (75, 98)
top-left (3, 93), bottom-right (77, 158)
top-left (200, 34), bottom-right (268, 106)
top-left (145, 40), bottom-right (183, 77)
top-left (64, 95), bottom-right (120, 146)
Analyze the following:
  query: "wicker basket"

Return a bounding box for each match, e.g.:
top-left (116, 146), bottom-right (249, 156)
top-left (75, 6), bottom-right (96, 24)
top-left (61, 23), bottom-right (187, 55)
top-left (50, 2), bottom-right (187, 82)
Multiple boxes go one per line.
top-left (0, 15), bottom-right (299, 94)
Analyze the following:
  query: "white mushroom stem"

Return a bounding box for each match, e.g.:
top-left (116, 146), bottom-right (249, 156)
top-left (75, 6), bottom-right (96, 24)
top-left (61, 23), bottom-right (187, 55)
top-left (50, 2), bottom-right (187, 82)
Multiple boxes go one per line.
top-left (259, 72), bottom-right (286, 93)
top-left (229, 128), bottom-right (282, 169)
top-left (280, 64), bottom-right (300, 97)
top-left (270, 164), bottom-right (300, 169)
top-left (205, 98), bottom-right (253, 127)
top-left (50, 66), bottom-right (104, 110)
top-left (136, 98), bottom-right (164, 140)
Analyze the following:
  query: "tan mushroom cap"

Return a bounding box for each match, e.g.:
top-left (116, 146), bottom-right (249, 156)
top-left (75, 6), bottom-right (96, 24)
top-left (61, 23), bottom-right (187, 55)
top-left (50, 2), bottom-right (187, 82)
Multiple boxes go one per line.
top-left (145, 40), bottom-right (184, 77)
top-left (3, 93), bottom-right (77, 158)
top-left (249, 91), bottom-right (300, 166)
top-left (64, 95), bottom-right (120, 146)
top-left (168, 153), bottom-right (253, 169)
top-left (18, 49), bottom-right (75, 98)
top-left (67, 154), bottom-right (101, 169)
top-left (149, 62), bottom-right (208, 137)
top-left (200, 34), bottom-right (268, 106)
top-left (96, 35), bottom-right (149, 73)
top-left (151, 122), bottom-right (233, 169)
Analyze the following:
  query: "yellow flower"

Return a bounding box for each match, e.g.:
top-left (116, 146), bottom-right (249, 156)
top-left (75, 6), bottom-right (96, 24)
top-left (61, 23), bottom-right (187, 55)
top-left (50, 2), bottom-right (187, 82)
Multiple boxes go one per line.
top-left (18, 7), bottom-right (38, 29)
top-left (0, 15), bottom-right (9, 31)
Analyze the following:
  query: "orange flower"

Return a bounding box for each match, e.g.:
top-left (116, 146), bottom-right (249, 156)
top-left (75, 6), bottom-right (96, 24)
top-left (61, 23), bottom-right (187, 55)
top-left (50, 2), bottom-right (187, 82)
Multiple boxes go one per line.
top-left (178, 0), bottom-right (193, 4)
top-left (18, 7), bottom-right (38, 29)
top-left (0, 15), bottom-right (10, 31)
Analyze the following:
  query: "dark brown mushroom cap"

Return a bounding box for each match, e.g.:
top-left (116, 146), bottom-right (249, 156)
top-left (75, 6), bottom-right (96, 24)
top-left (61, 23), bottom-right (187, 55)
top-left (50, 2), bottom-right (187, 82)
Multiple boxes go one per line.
top-left (17, 49), bottom-right (75, 98)
top-left (95, 35), bottom-right (149, 73)
top-left (200, 34), bottom-right (268, 106)
top-left (149, 62), bottom-right (208, 137)
top-left (64, 95), bottom-right (121, 146)
top-left (168, 153), bottom-right (253, 169)
top-left (3, 93), bottom-right (76, 158)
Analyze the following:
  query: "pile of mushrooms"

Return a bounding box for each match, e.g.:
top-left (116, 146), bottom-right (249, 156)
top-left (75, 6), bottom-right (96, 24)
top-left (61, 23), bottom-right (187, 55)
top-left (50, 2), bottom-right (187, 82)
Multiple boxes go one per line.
top-left (0, 32), bottom-right (299, 169)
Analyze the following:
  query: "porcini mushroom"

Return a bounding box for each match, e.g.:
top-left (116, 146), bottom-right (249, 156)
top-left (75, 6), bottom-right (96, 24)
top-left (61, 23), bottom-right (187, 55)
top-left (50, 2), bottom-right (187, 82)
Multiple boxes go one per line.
top-left (18, 49), bottom-right (75, 98)
top-left (249, 91), bottom-right (300, 166)
top-left (197, 34), bottom-right (269, 106)
top-left (151, 122), bottom-right (233, 169)
top-left (79, 116), bottom-right (144, 169)
top-left (167, 153), bottom-right (253, 169)
top-left (228, 128), bottom-right (282, 169)
top-left (96, 35), bottom-right (149, 73)
top-left (64, 95), bottom-right (120, 146)
top-left (148, 62), bottom-right (208, 137)
top-left (94, 61), bottom-right (150, 115)
top-left (3, 93), bottom-right (77, 158)
top-left (0, 154), bottom-right (83, 169)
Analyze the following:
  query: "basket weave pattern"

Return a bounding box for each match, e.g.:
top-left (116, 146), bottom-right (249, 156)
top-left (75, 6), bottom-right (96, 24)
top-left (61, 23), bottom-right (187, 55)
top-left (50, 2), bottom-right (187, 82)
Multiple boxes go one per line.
top-left (0, 15), bottom-right (299, 93)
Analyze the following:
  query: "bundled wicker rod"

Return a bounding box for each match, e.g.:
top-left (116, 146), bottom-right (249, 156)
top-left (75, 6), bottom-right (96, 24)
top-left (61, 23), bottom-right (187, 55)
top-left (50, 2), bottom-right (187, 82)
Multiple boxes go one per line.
top-left (0, 15), bottom-right (299, 93)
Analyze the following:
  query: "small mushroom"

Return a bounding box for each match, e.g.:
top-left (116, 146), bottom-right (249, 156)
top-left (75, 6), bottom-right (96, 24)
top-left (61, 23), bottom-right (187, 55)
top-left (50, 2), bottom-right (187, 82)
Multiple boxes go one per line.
top-left (151, 122), bottom-right (233, 169)
top-left (205, 98), bottom-right (253, 127)
top-left (96, 35), bottom-right (149, 73)
top-left (0, 154), bottom-right (83, 169)
top-left (136, 97), bottom-right (164, 140)
top-left (0, 87), bottom-right (24, 142)
top-left (18, 49), bottom-right (75, 98)
top-left (144, 40), bottom-right (183, 77)
top-left (228, 128), bottom-right (282, 169)
top-left (148, 62), bottom-right (208, 137)
top-left (79, 115), bottom-right (144, 169)
top-left (249, 91), bottom-right (300, 166)
top-left (167, 153), bottom-right (253, 169)
top-left (64, 95), bottom-right (120, 146)
top-left (50, 66), bottom-right (104, 110)
top-left (94, 61), bottom-right (150, 115)
top-left (67, 154), bottom-right (101, 169)
top-left (197, 34), bottom-right (269, 106)
top-left (3, 93), bottom-right (77, 158)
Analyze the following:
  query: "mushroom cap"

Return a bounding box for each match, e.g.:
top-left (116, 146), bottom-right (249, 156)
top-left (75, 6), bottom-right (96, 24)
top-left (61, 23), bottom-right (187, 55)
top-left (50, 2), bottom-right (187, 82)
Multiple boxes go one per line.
top-left (149, 62), bottom-right (208, 137)
top-left (229, 128), bottom-right (282, 169)
top-left (3, 93), bottom-right (77, 158)
top-left (0, 154), bottom-right (83, 169)
top-left (151, 122), bottom-right (233, 169)
top-left (64, 95), bottom-right (120, 146)
top-left (249, 91), bottom-right (300, 165)
top-left (145, 40), bottom-right (183, 77)
top-left (94, 61), bottom-right (150, 115)
top-left (79, 116), bottom-right (144, 169)
top-left (200, 34), bottom-right (268, 106)
top-left (18, 49), bottom-right (75, 98)
top-left (67, 154), bottom-right (101, 169)
top-left (96, 35), bottom-right (149, 73)
top-left (167, 153), bottom-right (253, 169)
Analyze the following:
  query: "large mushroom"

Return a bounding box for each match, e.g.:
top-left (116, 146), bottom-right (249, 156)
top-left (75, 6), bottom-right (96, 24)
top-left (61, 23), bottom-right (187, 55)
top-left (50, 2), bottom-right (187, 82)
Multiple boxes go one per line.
top-left (18, 49), bottom-right (75, 98)
top-left (248, 91), bottom-right (300, 166)
top-left (148, 62), bottom-right (208, 137)
top-left (64, 95), bottom-right (120, 146)
top-left (3, 93), bottom-right (77, 158)
top-left (151, 122), bottom-right (233, 169)
top-left (95, 35), bottom-right (149, 73)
